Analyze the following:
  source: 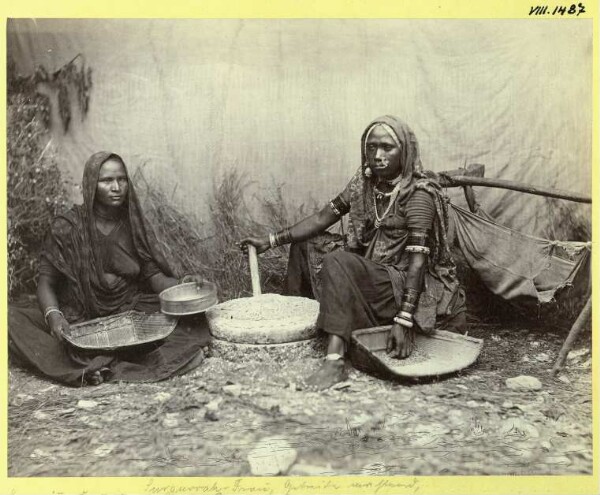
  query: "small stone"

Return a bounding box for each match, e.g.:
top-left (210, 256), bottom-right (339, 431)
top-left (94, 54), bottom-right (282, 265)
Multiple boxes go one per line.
top-left (222, 384), bottom-right (242, 397)
top-left (557, 375), bottom-right (571, 384)
top-left (247, 437), bottom-right (297, 476)
top-left (530, 341), bottom-right (540, 347)
top-left (540, 440), bottom-right (552, 451)
top-left (303, 409), bottom-right (315, 416)
top-left (77, 399), bottom-right (98, 409)
top-left (465, 400), bottom-right (479, 408)
top-left (205, 410), bottom-right (219, 421)
top-left (579, 358), bottom-right (591, 369)
top-left (567, 348), bottom-right (589, 361)
top-left (154, 392), bottom-right (172, 403)
top-left (502, 400), bottom-right (515, 409)
top-left (93, 444), bottom-right (116, 457)
top-left (505, 376), bottom-right (542, 391)
top-left (521, 355), bottom-right (531, 363)
top-left (534, 353), bottom-right (551, 363)
top-left (288, 382), bottom-right (297, 391)
top-left (206, 397), bottom-right (223, 412)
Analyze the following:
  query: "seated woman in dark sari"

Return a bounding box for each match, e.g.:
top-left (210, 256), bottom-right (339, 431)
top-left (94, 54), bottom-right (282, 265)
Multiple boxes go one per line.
top-left (241, 116), bottom-right (466, 390)
top-left (8, 152), bottom-right (206, 386)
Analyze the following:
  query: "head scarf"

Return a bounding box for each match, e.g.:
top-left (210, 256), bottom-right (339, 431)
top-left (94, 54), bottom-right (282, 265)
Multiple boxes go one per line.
top-left (347, 116), bottom-right (422, 247)
top-left (346, 116), bottom-right (454, 269)
top-left (40, 152), bottom-right (172, 321)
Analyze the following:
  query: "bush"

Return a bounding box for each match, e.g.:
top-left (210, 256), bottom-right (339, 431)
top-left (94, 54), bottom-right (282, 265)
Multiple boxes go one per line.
top-left (7, 55), bottom-right (91, 300)
top-left (7, 90), bottom-right (73, 299)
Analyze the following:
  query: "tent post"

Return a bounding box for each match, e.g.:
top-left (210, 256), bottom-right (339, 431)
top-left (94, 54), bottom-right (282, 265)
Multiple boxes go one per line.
top-left (463, 185), bottom-right (479, 213)
top-left (552, 297), bottom-right (592, 375)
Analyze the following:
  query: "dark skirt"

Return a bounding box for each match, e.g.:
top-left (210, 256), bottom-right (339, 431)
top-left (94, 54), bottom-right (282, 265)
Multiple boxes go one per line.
top-left (8, 298), bottom-right (208, 387)
top-left (286, 241), bottom-right (466, 343)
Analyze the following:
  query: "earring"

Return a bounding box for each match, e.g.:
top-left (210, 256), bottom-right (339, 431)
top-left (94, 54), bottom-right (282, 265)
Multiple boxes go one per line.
top-left (364, 166), bottom-right (372, 178)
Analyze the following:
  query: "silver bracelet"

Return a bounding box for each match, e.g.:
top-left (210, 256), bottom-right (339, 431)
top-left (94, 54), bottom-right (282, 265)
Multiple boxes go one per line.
top-left (268, 233), bottom-right (277, 249)
top-left (393, 316), bottom-right (414, 328)
top-left (44, 307), bottom-right (64, 324)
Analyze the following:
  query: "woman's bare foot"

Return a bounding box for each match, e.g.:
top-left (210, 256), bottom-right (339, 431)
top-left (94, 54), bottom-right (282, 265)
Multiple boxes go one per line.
top-left (86, 367), bottom-right (110, 386)
top-left (305, 359), bottom-right (348, 391)
top-left (87, 370), bottom-right (104, 386)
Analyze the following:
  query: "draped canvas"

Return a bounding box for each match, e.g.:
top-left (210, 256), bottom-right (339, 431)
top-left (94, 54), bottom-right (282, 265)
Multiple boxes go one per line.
top-left (450, 204), bottom-right (590, 304)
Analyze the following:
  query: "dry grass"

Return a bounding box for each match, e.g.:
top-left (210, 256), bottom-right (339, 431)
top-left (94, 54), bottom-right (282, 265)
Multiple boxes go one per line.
top-left (134, 167), bottom-right (318, 301)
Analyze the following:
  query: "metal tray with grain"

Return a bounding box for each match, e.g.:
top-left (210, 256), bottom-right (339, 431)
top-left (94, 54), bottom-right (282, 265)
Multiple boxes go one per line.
top-left (349, 326), bottom-right (483, 380)
top-left (63, 311), bottom-right (179, 351)
top-left (159, 281), bottom-right (218, 316)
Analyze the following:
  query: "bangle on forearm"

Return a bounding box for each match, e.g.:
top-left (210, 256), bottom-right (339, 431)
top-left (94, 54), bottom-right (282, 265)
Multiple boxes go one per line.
top-left (270, 228), bottom-right (293, 248)
top-left (269, 233), bottom-right (277, 249)
top-left (393, 316), bottom-right (414, 328)
top-left (402, 288), bottom-right (420, 305)
top-left (275, 228), bottom-right (293, 246)
top-left (44, 306), bottom-right (64, 325)
top-left (401, 299), bottom-right (416, 310)
top-left (398, 311), bottom-right (413, 320)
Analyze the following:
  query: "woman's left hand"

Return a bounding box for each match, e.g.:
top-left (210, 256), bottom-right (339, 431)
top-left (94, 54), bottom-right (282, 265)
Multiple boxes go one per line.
top-left (386, 322), bottom-right (415, 359)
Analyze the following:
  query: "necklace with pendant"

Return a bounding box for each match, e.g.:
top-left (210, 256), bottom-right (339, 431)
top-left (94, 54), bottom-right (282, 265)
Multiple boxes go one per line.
top-left (374, 184), bottom-right (395, 199)
top-left (373, 183), bottom-right (402, 228)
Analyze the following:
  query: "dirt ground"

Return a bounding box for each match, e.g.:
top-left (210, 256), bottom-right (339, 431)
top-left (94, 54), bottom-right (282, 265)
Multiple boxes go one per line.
top-left (7, 322), bottom-right (593, 478)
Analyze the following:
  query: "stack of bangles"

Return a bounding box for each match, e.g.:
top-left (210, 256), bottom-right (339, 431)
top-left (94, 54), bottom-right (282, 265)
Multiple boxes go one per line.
top-left (44, 306), bottom-right (64, 325)
top-left (268, 228), bottom-right (293, 249)
top-left (393, 288), bottom-right (420, 328)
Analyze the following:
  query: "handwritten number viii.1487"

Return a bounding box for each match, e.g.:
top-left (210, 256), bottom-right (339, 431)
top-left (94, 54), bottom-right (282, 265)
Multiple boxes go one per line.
top-left (529, 3), bottom-right (586, 15)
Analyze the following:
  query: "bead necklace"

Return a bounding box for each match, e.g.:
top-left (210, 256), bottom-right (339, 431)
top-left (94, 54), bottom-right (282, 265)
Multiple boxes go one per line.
top-left (373, 182), bottom-right (402, 229)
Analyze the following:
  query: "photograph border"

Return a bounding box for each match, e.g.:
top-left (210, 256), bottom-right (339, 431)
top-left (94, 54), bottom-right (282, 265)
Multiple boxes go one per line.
top-left (1, 1), bottom-right (598, 494)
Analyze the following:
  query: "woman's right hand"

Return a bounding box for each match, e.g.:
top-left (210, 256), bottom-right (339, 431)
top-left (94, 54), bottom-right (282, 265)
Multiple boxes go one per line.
top-left (238, 236), bottom-right (271, 255)
top-left (47, 312), bottom-right (70, 342)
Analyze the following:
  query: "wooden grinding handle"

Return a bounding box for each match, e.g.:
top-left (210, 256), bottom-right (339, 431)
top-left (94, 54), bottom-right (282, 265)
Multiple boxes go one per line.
top-left (248, 244), bottom-right (262, 296)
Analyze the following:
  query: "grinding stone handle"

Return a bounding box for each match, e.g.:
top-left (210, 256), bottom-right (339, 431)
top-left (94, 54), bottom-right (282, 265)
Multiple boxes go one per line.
top-left (248, 244), bottom-right (261, 296)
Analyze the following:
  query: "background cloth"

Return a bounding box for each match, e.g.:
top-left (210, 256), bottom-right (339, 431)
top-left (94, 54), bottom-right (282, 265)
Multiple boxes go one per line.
top-left (7, 19), bottom-right (592, 238)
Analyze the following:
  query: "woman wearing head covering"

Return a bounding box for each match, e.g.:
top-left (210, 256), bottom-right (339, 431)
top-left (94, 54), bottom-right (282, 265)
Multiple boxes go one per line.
top-left (241, 116), bottom-right (466, 389)
top-left (8, 152), bottom-right (206, 386)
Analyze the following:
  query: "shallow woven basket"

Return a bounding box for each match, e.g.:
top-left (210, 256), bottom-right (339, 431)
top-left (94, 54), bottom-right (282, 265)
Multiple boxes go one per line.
top-left (349, 326), bottom-right (483, 380)
top-left (63, 311), bottom-right (179, 351)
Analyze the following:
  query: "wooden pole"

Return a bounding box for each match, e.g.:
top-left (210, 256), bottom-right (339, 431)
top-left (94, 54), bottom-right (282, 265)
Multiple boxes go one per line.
top-left (438, 175), bottom-right (591, 204)
top-left (552, 297), bottom-right (592, 375)
top-left (248, 244), bottom-right (262, 297)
